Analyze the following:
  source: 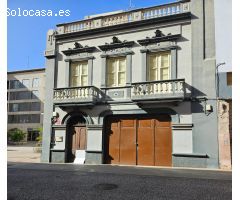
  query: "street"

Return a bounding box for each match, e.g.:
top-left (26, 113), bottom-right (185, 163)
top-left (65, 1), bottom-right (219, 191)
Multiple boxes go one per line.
top-left (8, 163), bottom-right (232, 200)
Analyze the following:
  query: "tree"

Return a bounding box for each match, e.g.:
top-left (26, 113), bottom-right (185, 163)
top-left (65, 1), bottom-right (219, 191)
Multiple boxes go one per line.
top-left (7, 128), bottom-right (26, 142)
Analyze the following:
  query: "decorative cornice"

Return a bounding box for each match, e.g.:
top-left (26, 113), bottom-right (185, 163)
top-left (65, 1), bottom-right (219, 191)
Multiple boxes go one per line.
top-left (64, 55), bottom-right (95, 62)
top-left (99, 41), bottom-right (135, 51)
top-left (62, 46), bottom-right (96, 56)
top-left (140, 46), bottom-right (178, 53)
top-left (138, 33), bottom-right (181, 46)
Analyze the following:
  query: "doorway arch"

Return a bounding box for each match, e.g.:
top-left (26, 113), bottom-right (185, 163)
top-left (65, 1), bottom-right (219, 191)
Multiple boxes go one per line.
top-left (66, 115), bottom-right (87, 163)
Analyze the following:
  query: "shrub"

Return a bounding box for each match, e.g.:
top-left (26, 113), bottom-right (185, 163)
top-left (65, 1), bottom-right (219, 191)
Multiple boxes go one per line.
top-left (36, 127), bottom-right (43, 146)
top-left (7, 128), bottom-right (26, 142)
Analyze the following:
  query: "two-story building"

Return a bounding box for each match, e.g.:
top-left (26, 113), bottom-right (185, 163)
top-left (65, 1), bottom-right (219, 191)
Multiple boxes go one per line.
top-left (41, 0), bottom-right (220, 168)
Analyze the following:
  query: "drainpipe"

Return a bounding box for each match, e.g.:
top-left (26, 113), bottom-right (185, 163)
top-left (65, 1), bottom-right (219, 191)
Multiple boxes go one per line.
top-left (215, 62), bottom-right (225, 169)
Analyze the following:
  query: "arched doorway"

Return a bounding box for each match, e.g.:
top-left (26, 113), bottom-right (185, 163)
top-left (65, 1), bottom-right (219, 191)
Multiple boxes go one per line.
top-left (66, 115), bottom-right (87, 163)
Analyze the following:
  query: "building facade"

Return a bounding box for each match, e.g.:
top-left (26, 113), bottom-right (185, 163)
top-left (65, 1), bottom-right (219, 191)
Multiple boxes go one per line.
top-left (7, 68), bottom-right (45, 142)
top-left (42, 0), bottom-right (221, 168)
top-left (218, 72), bottom-right (232, 169)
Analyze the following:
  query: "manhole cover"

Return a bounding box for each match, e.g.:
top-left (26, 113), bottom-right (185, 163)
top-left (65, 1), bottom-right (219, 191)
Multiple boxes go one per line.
top-left (93, 183), bottom-right (118, 191)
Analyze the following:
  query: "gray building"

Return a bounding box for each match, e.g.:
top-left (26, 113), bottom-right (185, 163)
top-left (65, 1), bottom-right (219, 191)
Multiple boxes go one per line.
top-left (42, 0), bottom-right (222, 168)
top-left (7, 68), bottom-right (45, 142)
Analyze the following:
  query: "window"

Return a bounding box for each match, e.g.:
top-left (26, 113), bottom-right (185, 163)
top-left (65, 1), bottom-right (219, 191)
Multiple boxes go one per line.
top-left (8, 115), bottom-right (18, 123)
top-left (8, 114), bottom-right (40, 124)
top-left (107, 57), bottom-right (126, 87)
top-left (12, 104), bottom-right (19, 112)
top-left (9, 104), bottom-right (19, 112)
top-left (32, 78), bottom-right (40, 88)
top-left (9, 102), bottom-right (40, 112)
top-left (7, 81), bottom-right (9, 89)
top-left (147, 52), bottom-right (171, 81)
top-left (9, 92), bottom-right (16, 100)
top-left (22, 79), bottom-right (30, 88)
top-left (31, 102), bottom-right (41, 111)
top-left (9, 91), bottom-right (31, 100)
top-left (19, 103), bottom-right (30, 111)
top-left (31, 114), bottom-right (40, 123)
top-left (70, 61), bottom-right (88, 87)
top-left (17, 91), bottom-right (31, 100)
top-left (227, 72), bottom-right (232, 86)
top-left (10, 80), bottom-right (20, 89)
top-left (19, 115), bottom-right (30, 123)
top-left (32, 90), bottom-right (39, 99)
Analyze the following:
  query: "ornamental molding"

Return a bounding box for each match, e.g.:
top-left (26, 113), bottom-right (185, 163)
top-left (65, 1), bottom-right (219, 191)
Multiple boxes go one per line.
top-left (137, 30), bottom-right (181, 46)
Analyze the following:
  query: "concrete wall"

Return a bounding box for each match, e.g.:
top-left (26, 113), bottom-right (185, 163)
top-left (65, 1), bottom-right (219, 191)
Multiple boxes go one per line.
top-left (190, 0), bottom-right (219, 168)
top-left (56, 23), bottom-right (192, 88)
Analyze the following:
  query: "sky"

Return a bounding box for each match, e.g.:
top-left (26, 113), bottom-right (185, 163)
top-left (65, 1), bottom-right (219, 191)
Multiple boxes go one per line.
top-left (7, 0), bottom-right (173, 71)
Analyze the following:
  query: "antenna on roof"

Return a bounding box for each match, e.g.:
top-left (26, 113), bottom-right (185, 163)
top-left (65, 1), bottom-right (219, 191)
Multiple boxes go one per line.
top-left (128, 0), bottom-right (135, 10)
top-left (27, 56), bottom-right (29, 68)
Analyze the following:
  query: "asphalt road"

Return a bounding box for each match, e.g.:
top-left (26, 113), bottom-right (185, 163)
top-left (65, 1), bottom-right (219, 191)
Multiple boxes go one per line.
top-left (8, 163), bottom-right (232, 200)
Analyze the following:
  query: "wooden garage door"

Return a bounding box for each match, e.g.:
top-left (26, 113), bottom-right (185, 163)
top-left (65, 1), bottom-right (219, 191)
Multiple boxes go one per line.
top-left (137, 119), bottom-right (155, 166)
top-left (106, 118), bottom-right (136, 165)
top-left (154, 116), bottom-right (172, 166)
top-left (106, 116), bottom-right (172, 166)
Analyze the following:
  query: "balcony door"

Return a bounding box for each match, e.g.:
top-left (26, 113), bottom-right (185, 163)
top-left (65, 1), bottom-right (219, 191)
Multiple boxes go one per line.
top-left (107, 57), bottom-right (126, 87)
top-left (147, 52), bottom-right (171, 81)
top-left (70, 61), bottom-right (88, 87)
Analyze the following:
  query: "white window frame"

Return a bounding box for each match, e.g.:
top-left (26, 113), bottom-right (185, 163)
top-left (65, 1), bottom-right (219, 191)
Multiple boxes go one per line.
top-left (22, 79), bottom-right (30, 88)
top-left (70, 61), bottom-right (88, 87)
top-left (32, 78), bottom-right (40, 88)
top-left (107, 57), bottom-right (126, 87)
top-left (147, 51), bottom-right (171, 81)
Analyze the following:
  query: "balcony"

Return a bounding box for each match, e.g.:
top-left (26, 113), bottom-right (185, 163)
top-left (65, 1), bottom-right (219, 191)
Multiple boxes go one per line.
top-left (131, 79), bottom-right (185, 102)
top-left (56, 1), bottom-right (190, 35)
top-left (53, 80), bottom-right (185, 105)
top-left (53, 86), bottom-right (102, 106)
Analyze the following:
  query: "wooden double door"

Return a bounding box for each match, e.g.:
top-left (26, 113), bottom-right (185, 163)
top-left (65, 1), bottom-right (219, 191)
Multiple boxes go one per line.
top-left (105, 116), bottom-right (172, 166)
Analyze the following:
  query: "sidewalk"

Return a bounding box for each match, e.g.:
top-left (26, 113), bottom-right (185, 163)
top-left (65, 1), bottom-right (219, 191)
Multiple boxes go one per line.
top-left (7, 142), bottom-right (41, 163)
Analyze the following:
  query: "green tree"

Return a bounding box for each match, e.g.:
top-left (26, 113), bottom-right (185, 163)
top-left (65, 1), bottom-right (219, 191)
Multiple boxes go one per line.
top-left (7, 128), bottom-right (26, 142)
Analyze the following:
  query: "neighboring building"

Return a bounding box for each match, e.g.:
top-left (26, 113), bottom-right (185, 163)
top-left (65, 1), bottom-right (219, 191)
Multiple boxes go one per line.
top-left (214, 0), bottom-right (232, 170)
top-left (218, 71), bottom-right (232, 169)
top-left (41, 0), bottom-right (223, 168)
top-left (7, 68), bottom-right (45, 142)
